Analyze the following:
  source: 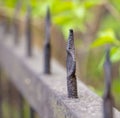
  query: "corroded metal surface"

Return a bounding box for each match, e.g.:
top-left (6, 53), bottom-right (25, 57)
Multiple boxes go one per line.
top-left (103, 48), bottom-right (113, 118)
top-left (66, 29), bottom-right (78, 98)
top-left (44, 7), bottom-right (51, 74)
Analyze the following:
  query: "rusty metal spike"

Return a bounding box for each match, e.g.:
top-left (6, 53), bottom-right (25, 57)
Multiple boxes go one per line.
top-left (44, 7), bottom-right (51, 74)
top-left (103, 48), bottom-right (113, 118)
top-left (66, 29), bottom-right (78, 98)
top-left (26, 6), bottom-right (32, 57)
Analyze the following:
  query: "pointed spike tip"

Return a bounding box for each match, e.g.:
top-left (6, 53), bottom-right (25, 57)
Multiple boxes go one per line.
top-left (46, 6), bottom-right (50, 23)
top-left (69, 29), bottom-right (73, 34)
top-left (67, 29), bottom-right (74, 50)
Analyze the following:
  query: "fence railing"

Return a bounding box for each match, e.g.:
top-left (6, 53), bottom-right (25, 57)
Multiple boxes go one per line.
top-left (0, 4), bottom-right (120, 118)
top-left (0, 69), bottom-right (37, 118)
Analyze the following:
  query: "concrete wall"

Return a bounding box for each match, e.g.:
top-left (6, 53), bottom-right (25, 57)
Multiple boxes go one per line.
top-left (0, 32), bottom-right (120, 118)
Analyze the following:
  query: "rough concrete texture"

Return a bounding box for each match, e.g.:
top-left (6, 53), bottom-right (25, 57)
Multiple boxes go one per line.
top-left (0, 33), bottom-right (120, 118)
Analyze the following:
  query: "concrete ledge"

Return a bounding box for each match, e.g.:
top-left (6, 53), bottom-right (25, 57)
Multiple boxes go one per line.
top-left (0, 34), bottom-right (120, 118)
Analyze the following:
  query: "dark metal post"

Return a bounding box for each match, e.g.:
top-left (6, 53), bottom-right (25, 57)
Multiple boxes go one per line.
top-left (13, 1), bottom-right (21, 45)
top-left (44, 7), bottom-right (51, 74)
top-left (8, 80), bottom-right (13, 118)
top-left (4, 18), bottom-right (10, 34)
top-left (19, 93), bottom-right (24, 118)
top-left (103, 48), bottom-right (113, 118)
top-left (26, 6), bottom-right (32, 57)
top-left (66, 29), bottom-right (78, 98)
top-left (0, 66), bottom-right (3, 118)
top-left (30, 107), bottom-right (35, 118)
top-left (14, 20), bottom-right (19, 45)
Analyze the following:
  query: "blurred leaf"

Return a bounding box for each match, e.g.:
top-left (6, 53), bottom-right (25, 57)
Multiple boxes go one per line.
top-left (84, 1), bottom-right (100, 9)
top-left (91, 29), bottom-right (119, 48)
top-left (111, 47), bottom-right (120, 63)
top-left (53, 12), bottom-right (73, 25)
top-left (73, 5), bottom-right (85, 18)
top-left (51, 1), bottom-right (73, 15)
top-left (98, 47), bottom-right (120, 70)
top-left (112, 79), bottom-right (120, 93)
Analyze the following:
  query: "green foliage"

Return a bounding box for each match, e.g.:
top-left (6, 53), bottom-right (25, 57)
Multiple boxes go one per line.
top-left (91, 28), bottom-right (120, 70)
top-left (32, 1), bottom-right (88, 37)
top-left (91, 29), bottom-right (119, 48)
top-left (2, 0), bottom-right (101, 38)
top-left (2, 0), bottom-right (17, 8)
top-left (2, 0), bottom-right (120, 41)
top-left (112, 79), bottom-right (120, 109)
top-left (112, 79), bottom-right (120, 94)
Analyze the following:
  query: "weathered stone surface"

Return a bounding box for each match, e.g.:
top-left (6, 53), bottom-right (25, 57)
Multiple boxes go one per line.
top-left (0, 35), bottom-right (120, 118)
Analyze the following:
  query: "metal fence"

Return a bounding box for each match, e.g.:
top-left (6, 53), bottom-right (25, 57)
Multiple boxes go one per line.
top-left (0, 3), bottom-right (115, 118)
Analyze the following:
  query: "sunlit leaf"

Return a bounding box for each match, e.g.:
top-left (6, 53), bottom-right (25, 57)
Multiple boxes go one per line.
top-left (112, 79), bottom-right (120, 93)
top-left (53, 12), bottom-right (73, 25)
top-left (51, 2), bottom-right (73, 15)
top-left (110, 47), bottom-right (120, 63)
top-left (91, 29), bottom-right (119, 48)
top-left (84, 1), bottom-right (100, 9)
top-left (73, 5), bottom-right (85, 18)
top-left (98, 47), bottom-right (120, 70)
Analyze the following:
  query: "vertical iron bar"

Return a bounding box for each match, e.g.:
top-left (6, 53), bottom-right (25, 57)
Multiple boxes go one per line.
top-left (103, 48), bottom-right (113, 118)
top-left (13, 1), bottom-right (21, 45)
top-left (14, 20), bottom-right (19, 45)
top-left (30, 107), bottom-right (35, 118)
top-left (8, 80), bottom-right (13, 118)
top-left (66, 29), bottom-right (78, 98)
top-left (4, 18), bottom-right (10, 34)
top-left (0, 66), bottom-right (3, 118)
top-left (0, 16), bottom-right (6, 37)
top-left (18, 93), bottom-right (24, 118)
top-left (26, 6), bottom-right (32, 57)
top-left (44, 7), bottom-right (51, 74)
